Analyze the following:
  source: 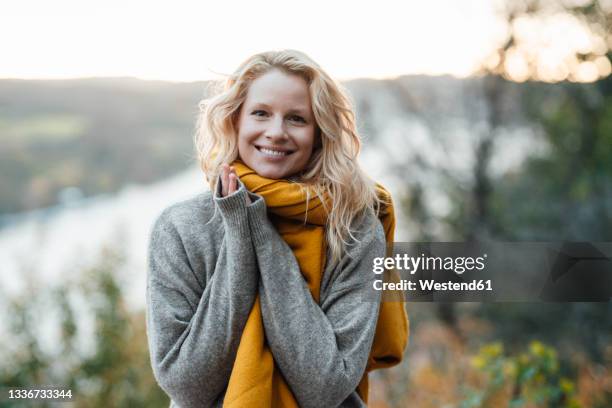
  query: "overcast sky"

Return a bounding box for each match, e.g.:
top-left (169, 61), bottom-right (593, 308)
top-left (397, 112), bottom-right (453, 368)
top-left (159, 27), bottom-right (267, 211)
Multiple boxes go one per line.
top-left (0, 0), bottom-right (508, 82)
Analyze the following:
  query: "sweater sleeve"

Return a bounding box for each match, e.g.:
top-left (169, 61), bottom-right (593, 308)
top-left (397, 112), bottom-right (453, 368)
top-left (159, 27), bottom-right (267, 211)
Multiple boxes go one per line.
top-left (246, 202), bottom-right (385, 408)
top-left (146, 179), bottom-right (259, 408)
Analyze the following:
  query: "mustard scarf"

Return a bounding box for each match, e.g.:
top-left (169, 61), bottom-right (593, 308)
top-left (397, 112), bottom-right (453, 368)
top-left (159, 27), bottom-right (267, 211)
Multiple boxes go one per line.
top-left (223, 160), bottom-right (409, 407)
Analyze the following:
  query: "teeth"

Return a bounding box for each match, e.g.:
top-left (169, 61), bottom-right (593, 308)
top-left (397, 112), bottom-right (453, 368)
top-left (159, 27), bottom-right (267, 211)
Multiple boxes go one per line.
top-left (259, 147), bottom-right (289, 156)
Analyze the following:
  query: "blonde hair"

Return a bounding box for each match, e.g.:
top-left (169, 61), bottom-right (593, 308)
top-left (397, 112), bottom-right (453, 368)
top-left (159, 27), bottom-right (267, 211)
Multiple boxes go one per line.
top-left (194, 49), bottom-right (385, 266)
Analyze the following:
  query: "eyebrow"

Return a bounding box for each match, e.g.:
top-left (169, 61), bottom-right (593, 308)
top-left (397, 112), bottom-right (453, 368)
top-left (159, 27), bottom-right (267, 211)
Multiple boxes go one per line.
top-left (250, 102), bottom-right (310, 116)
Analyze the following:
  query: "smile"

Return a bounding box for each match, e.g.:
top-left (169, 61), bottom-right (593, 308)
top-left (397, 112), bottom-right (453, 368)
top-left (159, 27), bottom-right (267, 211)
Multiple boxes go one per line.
top-left (256, 146), bottom-right (294, 157)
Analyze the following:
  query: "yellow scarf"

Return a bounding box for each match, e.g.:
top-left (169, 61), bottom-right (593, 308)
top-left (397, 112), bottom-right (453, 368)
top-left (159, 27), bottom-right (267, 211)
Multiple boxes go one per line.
top-left (223, 161), bottom-right (409, 407)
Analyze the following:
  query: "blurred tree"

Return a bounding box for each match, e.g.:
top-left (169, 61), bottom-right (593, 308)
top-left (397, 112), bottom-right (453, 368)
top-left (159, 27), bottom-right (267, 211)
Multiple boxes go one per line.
top-left (388, 0), bottom-right (612, 343)
top-left (0, 245), bottom-right (169, 408)
top-left (490, 77), bottom-right (612, 240)
top-left (464, 0), bottom-right (612, 240)
top-left (464, 341), bottom-right (582, 408)
top-left (472, 3), bottom-right (612, 369)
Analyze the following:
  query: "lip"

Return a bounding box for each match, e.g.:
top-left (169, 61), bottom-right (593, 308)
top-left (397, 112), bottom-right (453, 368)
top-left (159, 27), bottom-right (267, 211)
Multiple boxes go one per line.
top-left (256, 147), bottom-right (292, 160)
top-left (255, 145), bottom-right (295, 154)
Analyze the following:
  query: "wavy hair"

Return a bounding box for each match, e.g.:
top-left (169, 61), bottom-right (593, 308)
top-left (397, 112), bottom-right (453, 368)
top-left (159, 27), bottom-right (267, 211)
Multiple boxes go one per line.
top-left (194, 49), bottom-right (386, 266)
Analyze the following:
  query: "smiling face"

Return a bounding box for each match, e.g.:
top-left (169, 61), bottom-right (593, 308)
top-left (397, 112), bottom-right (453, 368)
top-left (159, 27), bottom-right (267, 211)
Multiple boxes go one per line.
top-left (235, 68), bottom-right (317, 179)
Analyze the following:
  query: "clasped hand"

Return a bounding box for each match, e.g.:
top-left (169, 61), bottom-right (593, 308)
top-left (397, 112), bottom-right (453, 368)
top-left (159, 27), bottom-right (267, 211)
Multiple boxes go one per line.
top-left (220, 163), bottom-right (251, 204)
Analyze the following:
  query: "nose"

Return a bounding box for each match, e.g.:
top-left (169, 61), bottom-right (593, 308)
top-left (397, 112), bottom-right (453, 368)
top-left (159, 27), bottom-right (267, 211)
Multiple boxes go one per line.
top-left (263, 116), bottom-right (288, 142)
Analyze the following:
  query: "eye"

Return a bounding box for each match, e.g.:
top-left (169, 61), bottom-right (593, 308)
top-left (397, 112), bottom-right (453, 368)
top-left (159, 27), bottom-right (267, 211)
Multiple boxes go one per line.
top-left (289, 115), bottom-right (306, 123)
top-left (251, 110), bottom-right (268, 117)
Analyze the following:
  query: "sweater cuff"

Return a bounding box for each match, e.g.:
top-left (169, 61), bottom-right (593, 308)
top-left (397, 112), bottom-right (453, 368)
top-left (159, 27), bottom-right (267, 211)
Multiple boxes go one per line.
top-left (247, 196), bottom-right (274, 246)
top-left (213, 176), bottom-right (250, 236)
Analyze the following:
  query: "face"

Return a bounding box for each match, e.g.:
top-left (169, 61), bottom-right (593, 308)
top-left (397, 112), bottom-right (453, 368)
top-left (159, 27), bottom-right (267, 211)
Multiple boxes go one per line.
top-left (235, 68), bottom-right (317, 179)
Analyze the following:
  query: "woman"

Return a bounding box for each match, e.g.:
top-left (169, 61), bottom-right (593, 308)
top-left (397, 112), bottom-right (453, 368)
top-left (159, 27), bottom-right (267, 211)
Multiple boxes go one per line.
top-left (146, 49), bottom-right (408, 408)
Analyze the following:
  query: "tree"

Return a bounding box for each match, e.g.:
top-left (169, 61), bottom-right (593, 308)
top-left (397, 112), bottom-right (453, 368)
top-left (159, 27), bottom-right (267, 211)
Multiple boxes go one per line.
top-left (0, 245), bottom-right (169, 408)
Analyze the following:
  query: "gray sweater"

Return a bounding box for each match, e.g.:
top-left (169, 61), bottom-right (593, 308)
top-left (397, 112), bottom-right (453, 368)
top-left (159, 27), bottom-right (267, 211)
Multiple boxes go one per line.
top-left (146, 178), bottom-right (385, 408)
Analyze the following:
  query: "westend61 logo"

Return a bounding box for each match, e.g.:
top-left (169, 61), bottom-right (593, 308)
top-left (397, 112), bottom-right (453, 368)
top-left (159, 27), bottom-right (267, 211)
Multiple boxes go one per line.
top-left (372, 253), bottom-right (488, 275)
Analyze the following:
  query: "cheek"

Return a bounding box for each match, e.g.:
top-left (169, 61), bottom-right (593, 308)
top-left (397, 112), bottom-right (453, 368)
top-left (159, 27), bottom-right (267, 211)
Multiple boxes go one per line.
top-left (237, 122), bottom-right (257, 145)
top-left (236, 132), bottom-right (245, 151)
top-left (298, 128), bottom-right (316, 153)
top-left (236, 130), bottom-right (253, 159)
top-left (241, 121), bottom-right (266, 142)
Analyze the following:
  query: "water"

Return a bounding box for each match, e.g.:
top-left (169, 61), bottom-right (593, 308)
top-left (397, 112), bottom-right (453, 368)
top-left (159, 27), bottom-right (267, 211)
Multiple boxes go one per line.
top-left (0, 166), bottom-right (207, 311)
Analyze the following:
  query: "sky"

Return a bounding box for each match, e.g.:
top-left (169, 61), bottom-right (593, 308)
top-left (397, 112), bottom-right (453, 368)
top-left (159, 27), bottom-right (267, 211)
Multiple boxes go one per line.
top-left (0, 0), bottom-right (508, 82)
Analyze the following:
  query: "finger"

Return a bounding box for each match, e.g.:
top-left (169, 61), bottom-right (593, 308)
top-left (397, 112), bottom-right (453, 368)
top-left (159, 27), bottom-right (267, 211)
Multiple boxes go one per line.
top-left (221, 164), bottom-right (229, 197)
top-left (221, 166), bottom-right (226, 197)
top-left (228, 173), bottom-right (237, 195)
top-left (229, 166), bottom-right (237, 189)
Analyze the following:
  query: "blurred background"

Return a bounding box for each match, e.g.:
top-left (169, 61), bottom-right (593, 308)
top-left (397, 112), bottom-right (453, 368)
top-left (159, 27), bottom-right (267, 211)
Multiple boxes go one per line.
top-left (0, 0), bottom-right (611, 406)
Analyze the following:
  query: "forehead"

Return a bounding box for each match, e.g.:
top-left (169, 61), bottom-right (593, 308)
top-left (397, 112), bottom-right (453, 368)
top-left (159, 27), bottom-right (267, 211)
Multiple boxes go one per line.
top-left (244, 69), bottom-right (312, 111)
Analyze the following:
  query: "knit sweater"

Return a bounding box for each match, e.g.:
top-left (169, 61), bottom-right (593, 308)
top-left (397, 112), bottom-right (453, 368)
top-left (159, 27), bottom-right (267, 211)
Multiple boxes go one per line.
top-left (146, 178), bottom-right (386, 408)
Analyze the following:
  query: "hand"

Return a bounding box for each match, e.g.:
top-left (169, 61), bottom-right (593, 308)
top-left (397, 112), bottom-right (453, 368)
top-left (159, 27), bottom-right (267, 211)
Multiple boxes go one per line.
top-left (220, 163), bottom-right (236, 197)
top-left (221, 164), bottom-right (251, 204)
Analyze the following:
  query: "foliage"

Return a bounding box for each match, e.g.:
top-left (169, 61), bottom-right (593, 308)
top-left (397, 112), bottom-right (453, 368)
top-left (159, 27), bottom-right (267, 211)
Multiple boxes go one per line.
top-left (369, 310), bottom-right (612, 407)
top-left (0, 246), bottom-right (168, 408)
top-left (490, 77), bottom-right (612, 240)
top-left (465, 341), bottom-right (579, 408)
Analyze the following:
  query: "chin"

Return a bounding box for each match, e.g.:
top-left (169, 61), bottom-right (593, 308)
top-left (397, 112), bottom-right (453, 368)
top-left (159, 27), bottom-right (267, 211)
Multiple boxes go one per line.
top-left (249, 161), bottom-right (302, 179)
top-left (254, 167), bottom-right (289, 179)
